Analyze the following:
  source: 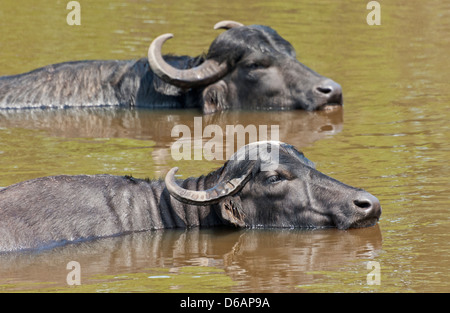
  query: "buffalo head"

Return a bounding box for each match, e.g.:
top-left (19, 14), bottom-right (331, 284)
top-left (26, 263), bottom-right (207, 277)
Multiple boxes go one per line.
top-left (149, 21), bottom-right (343, 114)
top-left (165, 141), bottom-right (381, 229)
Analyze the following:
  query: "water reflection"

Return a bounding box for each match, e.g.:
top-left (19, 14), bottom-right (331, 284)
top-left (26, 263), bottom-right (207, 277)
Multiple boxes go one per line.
top-left (0, 107), bottom-right (343, 178)
top-left (0, 107), bottom-right (343, 147)
top-left (0, 225), bottom-right (382, 292)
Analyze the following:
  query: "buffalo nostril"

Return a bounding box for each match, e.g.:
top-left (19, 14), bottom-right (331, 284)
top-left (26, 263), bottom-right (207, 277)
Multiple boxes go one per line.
top-left (315, 80), bottom-right (343, 105)
top-left (316, 86), bottom-right (333, 94)
top-left (353, 193), bottom-right (382, 217)
top-left (354, 199), bottom-right (373, 209)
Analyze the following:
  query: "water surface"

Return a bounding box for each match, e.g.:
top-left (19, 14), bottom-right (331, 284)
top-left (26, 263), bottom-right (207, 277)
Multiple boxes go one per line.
top-left (0, 0), bottom-right (448, 292)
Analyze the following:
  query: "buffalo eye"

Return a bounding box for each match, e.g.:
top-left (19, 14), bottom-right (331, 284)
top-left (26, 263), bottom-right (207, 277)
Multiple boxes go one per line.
top-left (265, 174), bottom-right (283, 185)
top-left (245, 59), bottom-right (270, 71)
top-left (246, 63), bottom-right (263, 70)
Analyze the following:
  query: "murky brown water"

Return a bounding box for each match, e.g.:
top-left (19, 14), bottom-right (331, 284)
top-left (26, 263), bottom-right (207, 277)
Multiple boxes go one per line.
top-left (0, 0), bottom-right (449, 292)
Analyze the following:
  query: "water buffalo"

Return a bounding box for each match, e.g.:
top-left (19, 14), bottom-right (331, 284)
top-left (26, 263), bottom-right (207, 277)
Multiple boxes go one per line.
top-left (0, 141), bottom-right (380, 253)
top-left (0, 21), bottom-right (342, 113)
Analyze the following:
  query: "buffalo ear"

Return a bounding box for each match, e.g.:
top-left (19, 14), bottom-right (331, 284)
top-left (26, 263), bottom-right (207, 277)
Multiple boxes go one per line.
top-left (217, 196), bottom-right (246, 227)
top-left (202, 80), bottom-right (229, 114)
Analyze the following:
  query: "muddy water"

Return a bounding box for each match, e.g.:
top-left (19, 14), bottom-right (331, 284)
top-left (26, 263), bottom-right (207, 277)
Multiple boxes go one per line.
top-left (0, 0), bottom-right (449, 292)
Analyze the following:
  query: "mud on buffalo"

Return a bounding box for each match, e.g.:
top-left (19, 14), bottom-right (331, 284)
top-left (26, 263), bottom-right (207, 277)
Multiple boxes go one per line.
top-left (0, 21), bottom-right (342, 113)
top-left (0, 142), bottom-right (380, 253)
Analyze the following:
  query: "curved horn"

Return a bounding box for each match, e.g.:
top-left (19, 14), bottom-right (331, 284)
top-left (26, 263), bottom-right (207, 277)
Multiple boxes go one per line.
top-left (213, 20), bottom-right (244, 30)
top-left (165, 167), bottom-right (251, 206)
top-left (148, 34), bottom-right (228, 88)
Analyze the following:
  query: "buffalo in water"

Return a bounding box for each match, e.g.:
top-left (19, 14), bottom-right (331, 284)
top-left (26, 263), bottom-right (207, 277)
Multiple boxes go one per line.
top-left (0, 141), bottom-right (380, 253)
top-left (0, 21), bottom-right (342, 114)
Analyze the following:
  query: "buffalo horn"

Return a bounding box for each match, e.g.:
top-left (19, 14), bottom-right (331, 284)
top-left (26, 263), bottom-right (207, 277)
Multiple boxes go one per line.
top-left (148, 34), bottom-right (228, 88)
top-left (213, 20), bottom-right (244, 30)
top-left (165, 167), bottom-right (250, 206)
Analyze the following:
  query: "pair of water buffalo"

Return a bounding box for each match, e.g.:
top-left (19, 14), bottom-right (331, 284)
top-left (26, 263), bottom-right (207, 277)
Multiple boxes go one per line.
top-left (0, 21), bottom-right (381, 253)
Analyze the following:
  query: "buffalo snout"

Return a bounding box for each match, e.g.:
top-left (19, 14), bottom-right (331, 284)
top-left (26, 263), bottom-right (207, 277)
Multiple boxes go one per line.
top-left (314, 79), bottom-right (343, 108)
top-left (349, 191), bottom-right (382, 228)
